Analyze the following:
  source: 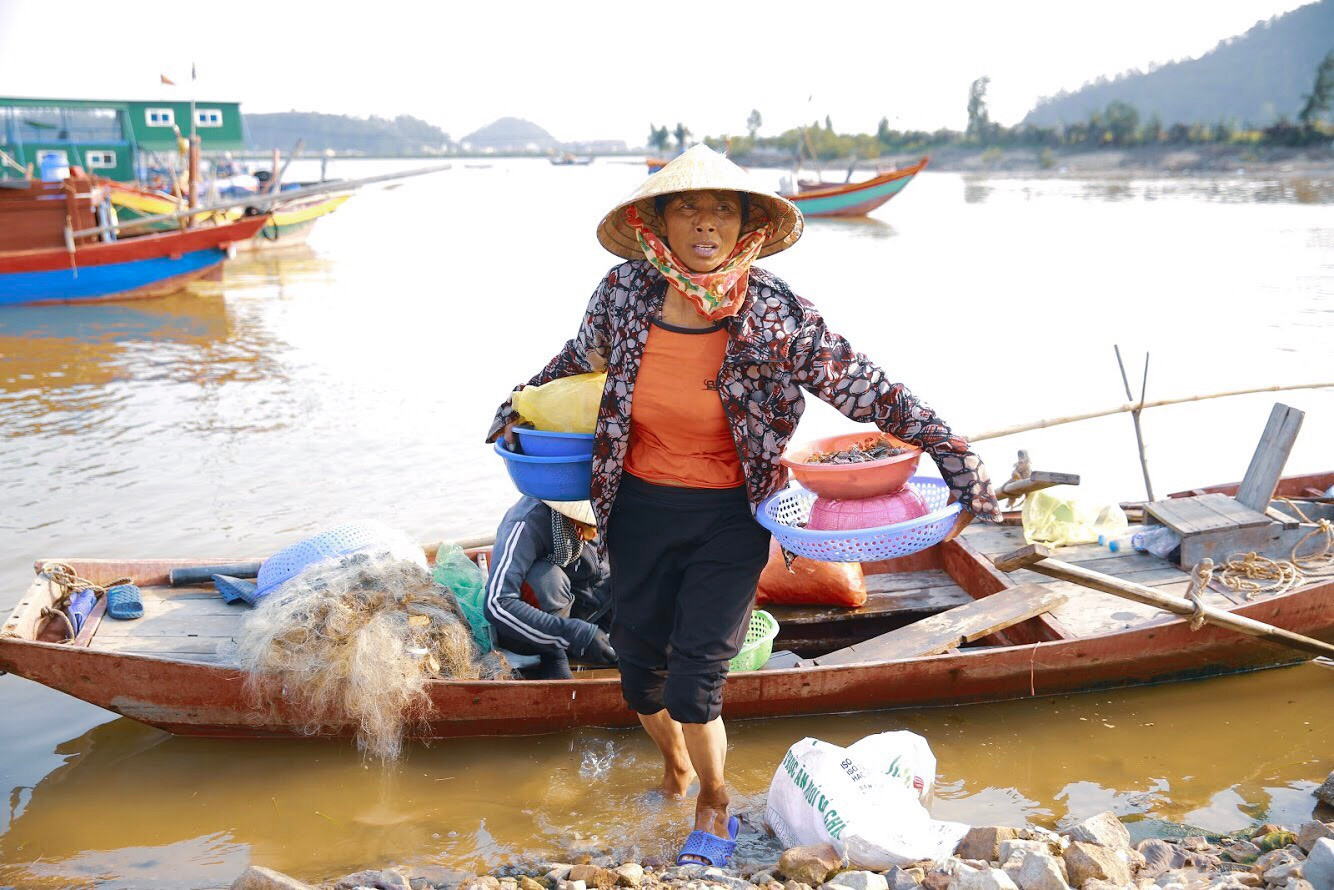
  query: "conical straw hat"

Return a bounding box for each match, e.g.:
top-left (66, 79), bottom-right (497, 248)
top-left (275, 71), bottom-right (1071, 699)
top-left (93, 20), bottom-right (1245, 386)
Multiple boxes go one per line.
top-left (597, 144), bottom-right (803, 260)
top-left (542, 499), bottom-right (597, 527)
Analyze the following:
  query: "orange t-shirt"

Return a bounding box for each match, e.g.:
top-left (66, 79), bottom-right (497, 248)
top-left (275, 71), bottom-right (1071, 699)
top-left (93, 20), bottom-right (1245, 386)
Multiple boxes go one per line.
top-left (624, 319), bottom-right (744, 489)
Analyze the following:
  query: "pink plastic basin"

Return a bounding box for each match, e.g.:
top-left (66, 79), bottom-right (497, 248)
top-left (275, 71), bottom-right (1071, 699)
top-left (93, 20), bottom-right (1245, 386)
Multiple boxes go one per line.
top-left (805, 487), bottom-right (930, 531)
top-left (780, 432), bottom-right (923, 500)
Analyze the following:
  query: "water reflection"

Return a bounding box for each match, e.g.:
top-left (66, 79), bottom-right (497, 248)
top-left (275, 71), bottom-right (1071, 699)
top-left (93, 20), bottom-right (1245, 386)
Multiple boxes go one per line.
top-left (806, 216), bottom-right (897, 239)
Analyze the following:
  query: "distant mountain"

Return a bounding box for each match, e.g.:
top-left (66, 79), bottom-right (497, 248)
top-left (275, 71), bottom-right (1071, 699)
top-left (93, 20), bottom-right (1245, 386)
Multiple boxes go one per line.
top-left (245, 111), bottom-right (452, 155)
top-left (1023, 0), bottom-right (1334, 127)
top-left (461, 117), bottom-right (559, 152)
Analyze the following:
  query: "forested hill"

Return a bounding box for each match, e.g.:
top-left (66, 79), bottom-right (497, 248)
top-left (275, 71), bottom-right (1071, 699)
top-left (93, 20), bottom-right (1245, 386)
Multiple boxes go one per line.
top-left (1023, 0), bottom-right (1334, 127)
top-left (244, 112), bottom-right (451, 154)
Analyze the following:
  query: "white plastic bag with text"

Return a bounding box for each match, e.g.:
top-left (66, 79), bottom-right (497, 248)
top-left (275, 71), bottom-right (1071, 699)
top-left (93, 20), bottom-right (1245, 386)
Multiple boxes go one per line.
top-left (765, 732), bottom-right (968, 869)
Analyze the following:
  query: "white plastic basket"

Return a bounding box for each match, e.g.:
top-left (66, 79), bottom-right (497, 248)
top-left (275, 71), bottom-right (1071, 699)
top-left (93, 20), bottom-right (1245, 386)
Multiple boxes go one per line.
top-left (757, 476), bottom-right (960, 563)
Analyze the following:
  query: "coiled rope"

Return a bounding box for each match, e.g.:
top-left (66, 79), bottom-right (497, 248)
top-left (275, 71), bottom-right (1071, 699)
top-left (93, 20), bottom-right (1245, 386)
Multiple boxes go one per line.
top-left (36, 562), bottom-right (132, 643)
top-left (1195, 511), bottom-right (1334, 601)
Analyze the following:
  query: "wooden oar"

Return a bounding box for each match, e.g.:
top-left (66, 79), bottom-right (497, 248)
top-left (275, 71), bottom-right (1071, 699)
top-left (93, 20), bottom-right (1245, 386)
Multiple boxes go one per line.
top-left (994, 543), bottom-right (1334, 659)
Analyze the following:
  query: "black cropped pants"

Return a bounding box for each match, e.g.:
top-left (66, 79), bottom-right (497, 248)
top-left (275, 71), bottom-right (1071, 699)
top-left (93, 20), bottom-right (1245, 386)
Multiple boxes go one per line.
top-left (605, 474), bottom-right (771, 724)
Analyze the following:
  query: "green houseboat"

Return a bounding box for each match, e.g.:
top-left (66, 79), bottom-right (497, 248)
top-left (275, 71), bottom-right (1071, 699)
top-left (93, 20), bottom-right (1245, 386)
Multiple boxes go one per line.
top-left (0, 96), bottom-right (245, 182)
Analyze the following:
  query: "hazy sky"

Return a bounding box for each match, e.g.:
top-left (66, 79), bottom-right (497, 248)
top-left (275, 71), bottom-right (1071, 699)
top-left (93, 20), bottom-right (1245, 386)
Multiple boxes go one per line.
top-left (0, 0), bottom-right (1314, 144)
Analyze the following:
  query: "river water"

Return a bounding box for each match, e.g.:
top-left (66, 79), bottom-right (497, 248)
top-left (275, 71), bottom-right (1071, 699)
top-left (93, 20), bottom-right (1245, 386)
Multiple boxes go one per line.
top-left (1, 159), bottom-right (1330, 888)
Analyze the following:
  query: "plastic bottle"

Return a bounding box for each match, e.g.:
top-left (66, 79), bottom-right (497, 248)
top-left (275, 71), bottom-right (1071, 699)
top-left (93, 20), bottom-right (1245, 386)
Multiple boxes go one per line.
top-left (1131, 526), bottom-right (1181, 558)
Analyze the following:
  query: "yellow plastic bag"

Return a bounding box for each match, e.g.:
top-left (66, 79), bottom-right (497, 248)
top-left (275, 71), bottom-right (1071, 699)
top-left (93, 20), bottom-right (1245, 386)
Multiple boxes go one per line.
top-left (510, 372), bottom-right (607, 433)
top-left (1021, 488), bottom-right (1128, 548)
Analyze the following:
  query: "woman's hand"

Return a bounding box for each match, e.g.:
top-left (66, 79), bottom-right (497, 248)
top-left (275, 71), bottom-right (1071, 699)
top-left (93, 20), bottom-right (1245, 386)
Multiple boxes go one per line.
top-left (942, 509), bottom-right (975, 541)
top-left (500, 420), bottom-right (519, 451)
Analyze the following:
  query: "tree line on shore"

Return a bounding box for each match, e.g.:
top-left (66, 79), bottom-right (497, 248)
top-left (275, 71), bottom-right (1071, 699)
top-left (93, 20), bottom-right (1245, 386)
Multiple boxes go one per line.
top-left (648, 52), bottom-right (1334, 163)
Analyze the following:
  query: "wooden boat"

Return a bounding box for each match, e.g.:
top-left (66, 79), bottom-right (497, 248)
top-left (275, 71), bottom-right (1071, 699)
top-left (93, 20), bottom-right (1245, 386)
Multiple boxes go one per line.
top-left (107, 181), bottom-right (350, 251)
top-left (4, 472), bottom-right (1331, 741)
top-left (781, 158), bottom-right (928, 218)
top-left (0, 178), bottom-right (269, 306)
top-left (550, 153), bottom-right (594, 166)
top-left (235, 192), bottom-right (351, 251)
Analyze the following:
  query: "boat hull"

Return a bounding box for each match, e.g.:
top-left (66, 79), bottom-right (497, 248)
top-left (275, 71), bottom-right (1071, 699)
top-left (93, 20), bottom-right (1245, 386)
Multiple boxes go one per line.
top-left (784, 158), bottom-right (928, 218)
top-left (0, 217), bottom-right (268, 306)
top-left (2, 565), bottom-right (1328, 740)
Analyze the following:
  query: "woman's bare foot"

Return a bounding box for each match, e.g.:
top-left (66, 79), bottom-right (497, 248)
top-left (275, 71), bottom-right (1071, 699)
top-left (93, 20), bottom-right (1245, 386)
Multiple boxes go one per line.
top-left (661, 763), bottom-right (696, 799)
top-left (678, 795), bottom-right (733, 865)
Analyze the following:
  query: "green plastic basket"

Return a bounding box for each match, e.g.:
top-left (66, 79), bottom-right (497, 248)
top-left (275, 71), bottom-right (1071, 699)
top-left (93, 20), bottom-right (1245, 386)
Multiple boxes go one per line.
top-left (729, 610), bottom-right (779, 673)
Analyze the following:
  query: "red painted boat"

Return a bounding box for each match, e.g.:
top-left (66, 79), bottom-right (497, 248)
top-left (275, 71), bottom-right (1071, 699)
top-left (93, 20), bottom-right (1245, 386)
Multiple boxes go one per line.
top-left (4, 478), bottom-right (1331, 741)
top-left (0, 177), bottom-right (269, 306)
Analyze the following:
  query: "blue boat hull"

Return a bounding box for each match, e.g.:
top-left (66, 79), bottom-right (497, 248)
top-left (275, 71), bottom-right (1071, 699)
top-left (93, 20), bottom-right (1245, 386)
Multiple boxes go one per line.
top-left (0, 248), bottom-right (225, 307)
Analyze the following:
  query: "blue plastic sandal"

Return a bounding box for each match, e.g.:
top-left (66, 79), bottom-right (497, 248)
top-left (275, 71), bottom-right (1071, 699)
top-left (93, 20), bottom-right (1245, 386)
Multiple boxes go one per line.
top-left (105, 583), bottom-right (143, 620)
top-left (213, 574), bottom-right (260, 606)
top-left (676, 814), bottom-right (740, 867)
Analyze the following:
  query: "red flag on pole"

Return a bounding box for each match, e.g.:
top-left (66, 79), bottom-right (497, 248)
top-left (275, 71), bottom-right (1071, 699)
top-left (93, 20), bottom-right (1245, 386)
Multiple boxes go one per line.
top-left (160, 74), bottom-right (176, 85)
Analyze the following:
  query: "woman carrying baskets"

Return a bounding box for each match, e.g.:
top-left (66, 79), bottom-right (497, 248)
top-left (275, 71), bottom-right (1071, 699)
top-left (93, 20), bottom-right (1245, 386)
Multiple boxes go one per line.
top-left (488, 145), bottom-right (1001, 865)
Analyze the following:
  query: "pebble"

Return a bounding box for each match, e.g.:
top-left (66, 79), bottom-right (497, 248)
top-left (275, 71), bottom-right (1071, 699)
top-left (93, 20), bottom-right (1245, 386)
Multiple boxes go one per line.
top-left (1315, 772), bottom-right (1334, 808)
top-left (1060, 812), bottom-right (1131, 851)
top-left (1303, 838), bottom-right (1334, 888)
top-left (230, 813), bottom-right (1334, 890)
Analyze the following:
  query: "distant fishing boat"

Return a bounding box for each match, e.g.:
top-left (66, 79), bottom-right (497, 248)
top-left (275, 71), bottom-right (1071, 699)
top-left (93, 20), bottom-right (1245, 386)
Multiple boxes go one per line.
top-left (782, 158), bottom-right (929, 218)
top-left (108, 182), bottom-right (351, 250)
top-left (550, 153), bottom-right (593, 166)
top-left (238, 192), bottom-right (351, 251)
top-left (0, 177), bottom-right (268, 306)
top-left (645, 157), bottom-right (671, 173)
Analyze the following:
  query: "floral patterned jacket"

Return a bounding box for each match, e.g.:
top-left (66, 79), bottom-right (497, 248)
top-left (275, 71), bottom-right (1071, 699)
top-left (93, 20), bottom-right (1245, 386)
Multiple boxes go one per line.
top-left (488, 260), bottom-right (1001, 535)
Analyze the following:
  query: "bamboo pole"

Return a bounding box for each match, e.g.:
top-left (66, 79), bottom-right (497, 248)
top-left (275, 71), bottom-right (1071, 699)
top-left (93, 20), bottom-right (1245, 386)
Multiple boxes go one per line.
top-left (1115, 345), bottom-right (1154, 501)
top-left (68, 164), bottom-right (451, 240)
top-left (995, 544), bottom-right (1334, 659)
top-left (966, 382), bottom-right (1334, 443)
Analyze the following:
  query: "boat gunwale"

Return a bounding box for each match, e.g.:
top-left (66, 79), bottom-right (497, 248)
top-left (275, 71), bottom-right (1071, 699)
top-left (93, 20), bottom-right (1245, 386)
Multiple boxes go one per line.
top-left (784, 158), bottom-right (928, 202)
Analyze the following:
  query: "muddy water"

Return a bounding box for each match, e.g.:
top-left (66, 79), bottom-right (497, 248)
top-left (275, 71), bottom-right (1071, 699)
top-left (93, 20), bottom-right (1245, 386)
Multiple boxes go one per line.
top-left (1, 160), bottom-right (1331, 888)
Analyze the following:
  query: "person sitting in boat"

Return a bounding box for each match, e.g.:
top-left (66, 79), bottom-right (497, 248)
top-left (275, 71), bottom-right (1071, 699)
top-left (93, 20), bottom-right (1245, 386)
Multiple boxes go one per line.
top-left (487, 145), bottom-right (1001, 866)
top-left (484, 496), bottom-right (616, 680)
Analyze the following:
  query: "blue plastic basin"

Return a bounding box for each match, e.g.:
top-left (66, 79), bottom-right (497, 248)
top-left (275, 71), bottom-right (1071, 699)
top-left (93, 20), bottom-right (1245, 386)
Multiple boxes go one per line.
top-left (495, 441), bottom-right (593, 501)
top-left (513, 427), bottom-right (595, 458)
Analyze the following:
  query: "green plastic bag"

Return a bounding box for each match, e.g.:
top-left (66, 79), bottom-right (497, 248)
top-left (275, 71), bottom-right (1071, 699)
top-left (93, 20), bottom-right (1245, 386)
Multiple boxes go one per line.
top-left (510, 372), bottom-right (606, 433)
top-left (432, 544), bottom-right (492, 652)
top-left (1021, 488), bottom-right (1128, 548)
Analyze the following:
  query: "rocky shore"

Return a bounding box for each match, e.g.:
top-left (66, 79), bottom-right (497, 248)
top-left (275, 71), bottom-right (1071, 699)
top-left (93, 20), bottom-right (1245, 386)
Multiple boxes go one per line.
top-left (230, 778), bottom-right (1334, 890)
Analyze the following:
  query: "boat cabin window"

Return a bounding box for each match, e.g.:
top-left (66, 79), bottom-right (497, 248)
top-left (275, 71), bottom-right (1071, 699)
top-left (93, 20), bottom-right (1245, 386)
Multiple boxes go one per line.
top-left (145, 108), bottom-right (176, 127)
top-left (195, 109), bottom-right (223, 127)
top-left (64, 107), bottom-right (123, 141)
top-left (86, 150), bottom-right (116, 169)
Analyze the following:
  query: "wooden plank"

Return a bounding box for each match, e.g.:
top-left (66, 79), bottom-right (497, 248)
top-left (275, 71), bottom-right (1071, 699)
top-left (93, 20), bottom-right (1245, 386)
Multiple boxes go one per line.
top-left (93, 613), bottom-right (244, 638)
top-left (766, 580), bottom-right (972, 627)
top-left (804, 583), bottom-right (1067, 667)
top-left (994, 471), bottom-right (1081, 500)
top-left (90, 635), bottom-right (234, 656)
top-left (1007, 563), bottom-right (1189, 589)
top-left (1145, 496), bottom-right (1237, 534)
top-left (1236, 404), bottom-right (1304, 513)
top-left (1195, 493), bottom-right (1271, 528)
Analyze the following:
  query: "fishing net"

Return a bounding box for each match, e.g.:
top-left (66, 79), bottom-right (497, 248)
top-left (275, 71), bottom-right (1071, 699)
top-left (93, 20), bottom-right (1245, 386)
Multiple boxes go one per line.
top-left (228, 549), bottom-right (511, 759)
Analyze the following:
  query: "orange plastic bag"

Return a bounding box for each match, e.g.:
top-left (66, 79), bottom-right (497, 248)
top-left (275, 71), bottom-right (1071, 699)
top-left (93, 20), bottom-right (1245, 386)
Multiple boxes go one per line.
top-left (756, 540), bottom-right (866, 608)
